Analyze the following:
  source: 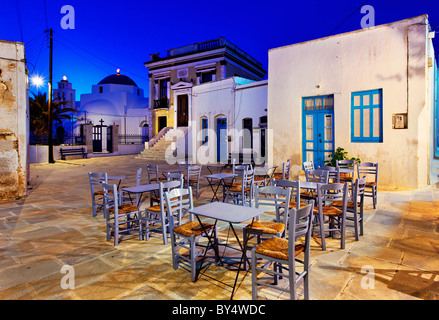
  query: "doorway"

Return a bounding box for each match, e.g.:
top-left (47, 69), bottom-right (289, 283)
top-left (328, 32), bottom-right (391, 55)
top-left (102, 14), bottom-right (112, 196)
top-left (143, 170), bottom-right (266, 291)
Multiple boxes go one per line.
top-left (216, 117), bottom-right (227, 163)
top-left (158, 116), bottom-right (167, 133)
top-left (302, 95), bottom-right (334, 168)
top-left (177, 94), bottom-right (189, 127)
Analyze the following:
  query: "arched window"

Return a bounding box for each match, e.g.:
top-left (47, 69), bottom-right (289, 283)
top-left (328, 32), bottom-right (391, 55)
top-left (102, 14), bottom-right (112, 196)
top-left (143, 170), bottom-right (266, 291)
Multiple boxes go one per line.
top-left (201, 117), bottom-right (208, 145)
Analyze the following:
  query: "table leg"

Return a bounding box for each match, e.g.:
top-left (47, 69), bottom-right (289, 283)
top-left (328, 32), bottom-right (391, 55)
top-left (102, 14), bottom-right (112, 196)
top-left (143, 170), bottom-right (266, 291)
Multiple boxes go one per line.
top-left (229, 219), bottom-right (253, 300)
top-left (194, 215), bottom-right (222, 281)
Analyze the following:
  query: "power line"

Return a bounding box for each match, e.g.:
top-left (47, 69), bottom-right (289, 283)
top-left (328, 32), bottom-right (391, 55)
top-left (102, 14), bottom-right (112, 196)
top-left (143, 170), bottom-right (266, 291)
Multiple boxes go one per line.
top-left (55, 33), bottom-right (147, 80)
top-left (327, 0), bottom-right (370, 37)
top-left (54, 38), bottom-right (113, 75)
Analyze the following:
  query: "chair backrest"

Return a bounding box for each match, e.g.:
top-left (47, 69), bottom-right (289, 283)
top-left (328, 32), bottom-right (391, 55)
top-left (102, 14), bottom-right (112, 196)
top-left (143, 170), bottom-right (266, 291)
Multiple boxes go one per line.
top-left (357, 162), bottom-right (378, 183)
top-left (305, 169), bottom-right (329, 183)
top-left (101, 182), bottom-right (118, 219)
top-left (135, 168), bottom-right (142, 186)
top-left (303, 161), bottom-right (314, 172)
top-left (272, 179), bottom-right (301, 209)
top-left (233, 163), bottom-right (252, 175)
top-left (167, 172), bottom-right (184, 185)
top-left (89, 172), bottom-right (108, 195)
top-left (185, 165), bottom-right (202, 180)
top-left (255, 185), bottom-right (291, 225)
top-left (287, 202), bottom-right (314, 258)
top-left (282, 159), bottom-right (291, 180)
top-left (318, 166), bottom-right (340, 183)
top-left (317, 183), bottom-right (348, 209)
top-left (163, 187), bottom-right (194, 230)
top-left (352, 176), bottom-right (366, 204)
top-left (146, 164), bottom-right (160, 183)
top-left (336, 159), bottom-right (355, 170)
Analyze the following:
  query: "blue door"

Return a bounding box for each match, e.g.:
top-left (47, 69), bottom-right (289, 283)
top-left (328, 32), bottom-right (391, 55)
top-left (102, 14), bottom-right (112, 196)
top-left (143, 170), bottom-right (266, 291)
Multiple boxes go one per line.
top-left (216, 118), bottom-right (227, 163)
top-left (302, 95), bottom-right (335, 168)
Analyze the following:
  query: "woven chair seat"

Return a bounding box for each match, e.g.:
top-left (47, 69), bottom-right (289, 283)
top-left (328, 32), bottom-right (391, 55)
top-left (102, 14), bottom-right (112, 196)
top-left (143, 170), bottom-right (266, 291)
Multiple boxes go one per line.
top-left (272, 173), bottom-right (283, 179)
top-left (300, 190), bottom-right (315, 198)
top-left (332, 200), bottom-right (358, 208)
top-left (109, 204), bottom-right (139, 214)
top-left (254, 176), bottom-right (266, 181)
top-left (255, 237), bottom-right (304, 260)
top-left (151, 195), bottom-right (178, 202)
top-left (229, 186), bottom-right (250, 192)
top-left (173, 221), bottom-right (214, 237)
top-left (281, 201), bottom-right (309, 209)
top-left (313, 206), bottom-right (343, 216)
top-left (365, 181), bottom-right (376, 186)
top-left (246, 220), bottom-right (285, 235)
top-left (94, 189), bottom-right (113, 196)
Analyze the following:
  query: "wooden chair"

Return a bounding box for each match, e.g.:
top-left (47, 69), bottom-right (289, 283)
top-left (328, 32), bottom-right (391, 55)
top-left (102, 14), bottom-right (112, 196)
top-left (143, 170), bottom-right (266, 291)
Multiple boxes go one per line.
top-left (251, 203), bottom-right (314, 300)
top-left (336, 159), bottom-right (356, 184)
top-left (146, 164), bottom-right (167, 205)
top-left (302, 161), bottom-right (314, 172)
top-left (272, 179), bottom-right (309, 214)
top-left (88, 172), bottom-right (108, 217)
top-left (142, 180), bottom-right (183, 244)
top-left (314, 183), bottom-right (348, 251)
top-left (183, 165), bottom-right (202, 199)
top-left (225, 168), bottom-right (254, 207)
top-left (273, 159), bottom-right (291, 180)
top-left (332, 177), bottom-right (366, 240)
top-left (357, 162), bottom-right (378, 209)
top-left (164, 187), bottom-right (218, 282)
top-left (243, 185), bottom-right (292, 268)
top-left (318, 166), bottom-right (340, 183)
top-left (102, 182), bottom-right (141, 246)
top-left (302, 169), bottom-right (329, 199)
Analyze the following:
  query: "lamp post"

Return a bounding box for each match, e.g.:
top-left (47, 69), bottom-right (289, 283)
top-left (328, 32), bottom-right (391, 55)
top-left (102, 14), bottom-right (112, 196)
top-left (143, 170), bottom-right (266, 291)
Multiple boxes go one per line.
top-left (47, 28), bottom-right (54, 163)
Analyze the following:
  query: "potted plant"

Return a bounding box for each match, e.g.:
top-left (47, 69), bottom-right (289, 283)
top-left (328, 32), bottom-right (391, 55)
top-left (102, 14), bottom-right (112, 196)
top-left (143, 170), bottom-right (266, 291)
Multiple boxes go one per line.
top-left (325, 147), bottom-right (361, 167)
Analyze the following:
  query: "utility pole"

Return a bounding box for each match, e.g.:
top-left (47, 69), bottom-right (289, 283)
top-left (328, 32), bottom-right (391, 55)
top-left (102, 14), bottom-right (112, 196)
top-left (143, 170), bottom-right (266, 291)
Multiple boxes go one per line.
top-left (47, 28), bottom-right (54, 163)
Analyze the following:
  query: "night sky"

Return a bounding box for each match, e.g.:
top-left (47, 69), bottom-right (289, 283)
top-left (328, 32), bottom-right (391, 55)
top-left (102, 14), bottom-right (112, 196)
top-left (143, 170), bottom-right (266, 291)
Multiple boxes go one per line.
top-left (2, 0), bottom-right (439, 98)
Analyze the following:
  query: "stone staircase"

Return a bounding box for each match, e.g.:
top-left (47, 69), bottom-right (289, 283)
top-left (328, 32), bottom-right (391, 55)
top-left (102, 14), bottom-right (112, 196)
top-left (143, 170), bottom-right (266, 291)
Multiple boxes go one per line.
top-left (136, 127), bottom-right (188, 161)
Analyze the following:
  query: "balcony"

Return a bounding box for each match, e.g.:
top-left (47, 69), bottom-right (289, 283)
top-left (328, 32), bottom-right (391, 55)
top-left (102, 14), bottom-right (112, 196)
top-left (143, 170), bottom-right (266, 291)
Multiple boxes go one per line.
top-left (154, 98), bottom-right (169, 109)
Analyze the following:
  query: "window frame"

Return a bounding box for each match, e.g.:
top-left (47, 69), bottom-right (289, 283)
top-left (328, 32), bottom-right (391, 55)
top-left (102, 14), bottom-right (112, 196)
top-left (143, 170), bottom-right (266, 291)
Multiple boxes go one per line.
top-left (351, 89), bottom-right (383, 143)
top-left (201, 117), bottom-right (208, 146)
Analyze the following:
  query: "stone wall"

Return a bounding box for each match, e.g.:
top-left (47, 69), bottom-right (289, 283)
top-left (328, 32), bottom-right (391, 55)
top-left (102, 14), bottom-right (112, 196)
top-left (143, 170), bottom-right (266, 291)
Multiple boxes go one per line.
top-left (0, 40), bottom-right (28, 199)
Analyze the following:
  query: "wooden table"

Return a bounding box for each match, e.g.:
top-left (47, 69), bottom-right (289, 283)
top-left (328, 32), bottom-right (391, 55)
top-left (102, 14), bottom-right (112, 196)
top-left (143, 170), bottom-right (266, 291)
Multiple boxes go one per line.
top-left (122, 183), bottom-right (159, 207)
top-left (204, 173), bottom-right (236, 202)
top-left (108, 175), bottom-right (127, 189)
top-left (189, 202), bottom-right (264, 300)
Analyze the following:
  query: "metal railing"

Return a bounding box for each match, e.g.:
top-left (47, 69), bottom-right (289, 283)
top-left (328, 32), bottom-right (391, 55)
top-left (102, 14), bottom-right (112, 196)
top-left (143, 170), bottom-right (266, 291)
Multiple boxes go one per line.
top-left (118, 134), bottom-right (149, 145)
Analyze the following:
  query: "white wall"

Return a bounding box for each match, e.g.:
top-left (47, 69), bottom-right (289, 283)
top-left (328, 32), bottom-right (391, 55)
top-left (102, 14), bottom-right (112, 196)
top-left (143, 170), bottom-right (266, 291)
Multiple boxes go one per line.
top-left (190, 77), bottom-right (268, 164)
top-left (268, 15), bottom-right (432, 188)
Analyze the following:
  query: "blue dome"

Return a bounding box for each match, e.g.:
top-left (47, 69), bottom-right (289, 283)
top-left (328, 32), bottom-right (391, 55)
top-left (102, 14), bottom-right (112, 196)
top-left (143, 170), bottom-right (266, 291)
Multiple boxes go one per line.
top-left (98, 73), bottom-right (138, 87)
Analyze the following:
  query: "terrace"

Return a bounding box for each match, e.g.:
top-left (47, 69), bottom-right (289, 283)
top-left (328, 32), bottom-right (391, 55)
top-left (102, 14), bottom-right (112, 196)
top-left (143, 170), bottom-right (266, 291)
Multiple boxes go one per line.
top-left (0, 155), bottom-right (438, 300)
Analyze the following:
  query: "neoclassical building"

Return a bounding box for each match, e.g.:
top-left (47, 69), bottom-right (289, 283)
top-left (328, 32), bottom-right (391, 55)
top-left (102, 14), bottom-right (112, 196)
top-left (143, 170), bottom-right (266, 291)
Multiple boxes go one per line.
top-left (144, 38), bottom-right (267, 136)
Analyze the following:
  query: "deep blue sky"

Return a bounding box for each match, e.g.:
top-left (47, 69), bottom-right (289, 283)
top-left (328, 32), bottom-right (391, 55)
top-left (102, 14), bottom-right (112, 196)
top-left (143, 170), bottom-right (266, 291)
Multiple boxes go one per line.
top-left (2, 0), bottom-right (438, 99)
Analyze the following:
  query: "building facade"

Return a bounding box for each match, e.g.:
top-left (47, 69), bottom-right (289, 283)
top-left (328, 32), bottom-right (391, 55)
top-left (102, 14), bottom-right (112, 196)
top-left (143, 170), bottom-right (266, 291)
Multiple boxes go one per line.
top-left (267, 15), bottom-right (437, 188)
top-left (78, 70), bottom-right (149, 153)
top-left (144, 37), bottom-right (267, 137)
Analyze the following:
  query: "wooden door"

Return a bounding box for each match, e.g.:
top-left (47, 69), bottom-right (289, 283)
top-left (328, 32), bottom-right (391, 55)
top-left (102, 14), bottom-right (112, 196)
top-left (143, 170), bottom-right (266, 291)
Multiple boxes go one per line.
top-left (302, 95), bottom-right (334, 168)
top-left (177, 95), bottom-right (189, 127)
top-left (216, 118), bottom-right (227, 163)
top-left (92, 126), bottom-right (102, 153)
